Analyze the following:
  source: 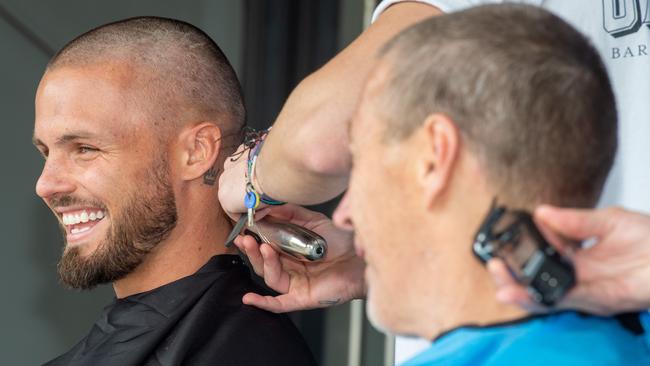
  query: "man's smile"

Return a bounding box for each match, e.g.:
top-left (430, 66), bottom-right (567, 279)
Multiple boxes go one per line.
top-left (56, 207), bottom-right (107, 244)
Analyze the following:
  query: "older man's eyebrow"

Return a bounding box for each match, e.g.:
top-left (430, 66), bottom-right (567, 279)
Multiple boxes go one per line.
top-left (54, 132), bottom-right (97, 145)
top-left (32, 132), bottom-right (100, 149)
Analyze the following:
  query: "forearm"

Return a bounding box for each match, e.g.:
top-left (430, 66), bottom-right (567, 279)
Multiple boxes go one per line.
top-left (255, 2), bottom-right (442, 205)
top-left (256, 74), bottom-right (353, 205)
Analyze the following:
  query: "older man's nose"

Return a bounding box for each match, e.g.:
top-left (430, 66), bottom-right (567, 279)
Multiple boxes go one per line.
top-left (36, 161), bottom-right (75, 199)
top-left (333, 191), bottom-right (354, 231)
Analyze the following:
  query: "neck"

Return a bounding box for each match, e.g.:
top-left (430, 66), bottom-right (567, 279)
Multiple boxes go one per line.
top-left (113, 198), bottom-right (236, 298)
top-left (429, 262), bottom-right (528, 339)
top-left (419, 193), bottom-right (529, 339)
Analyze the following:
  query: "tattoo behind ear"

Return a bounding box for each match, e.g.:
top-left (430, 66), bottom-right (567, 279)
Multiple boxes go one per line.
top-left (203, 165), bottom-right (219, 185)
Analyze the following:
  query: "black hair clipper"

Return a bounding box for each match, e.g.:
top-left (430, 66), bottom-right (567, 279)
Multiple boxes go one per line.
top-left (472, 201), bottom-right (575, 306)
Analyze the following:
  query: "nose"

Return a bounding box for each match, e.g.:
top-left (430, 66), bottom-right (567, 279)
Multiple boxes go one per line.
top-left (333, 191), bottom-right (354, 231)
top-left (36, 158), bottom-right (75, 199)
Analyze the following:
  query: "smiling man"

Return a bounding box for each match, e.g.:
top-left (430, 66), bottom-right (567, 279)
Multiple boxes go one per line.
top-left (330, 4), bottom-right (650, 365)
top-left (32, 17), bottom-right (315, 366)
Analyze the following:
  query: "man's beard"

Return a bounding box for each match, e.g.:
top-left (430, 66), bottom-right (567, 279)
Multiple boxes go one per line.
top-left (55, 158), bottom-right (177, 290)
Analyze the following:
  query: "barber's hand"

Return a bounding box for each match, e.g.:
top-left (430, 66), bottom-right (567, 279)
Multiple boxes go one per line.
top-left (234, 204), bottom-right (366, 313)
top-left (488, 205), bottom-right (650, 315)
top-left (218, 143), bottom-right (249, 218)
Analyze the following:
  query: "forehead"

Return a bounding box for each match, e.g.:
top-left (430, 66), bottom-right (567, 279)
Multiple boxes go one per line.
top-left (34, 63), bottom-right (145, 144)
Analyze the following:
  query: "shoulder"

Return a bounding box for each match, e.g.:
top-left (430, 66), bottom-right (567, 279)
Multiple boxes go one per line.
top-left (493, 313), bottom-right (650, 365)
top-left (187, 306), bottom-right (316, 366)
top-left (403, 312), bottom-right (650, 366)
top-left (176, 270), bottom-right (317, 365)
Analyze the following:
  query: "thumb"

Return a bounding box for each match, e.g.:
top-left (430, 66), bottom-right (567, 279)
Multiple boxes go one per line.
top-left (242, 292), bottom-right (302, 313)
top-left (534, 205), bottom-right (613, 241)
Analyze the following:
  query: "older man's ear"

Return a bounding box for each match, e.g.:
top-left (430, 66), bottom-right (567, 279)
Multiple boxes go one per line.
top-left (176, 122), bottom-right (223, 183)
top-left (417, 113), bottom-right (460, 208)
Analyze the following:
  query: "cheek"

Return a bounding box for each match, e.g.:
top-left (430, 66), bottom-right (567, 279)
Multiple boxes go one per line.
top-left (77, 156), bottom-right (146, 201)
top-left (80, 167), bottom-right (112, 190)
top-left (73, 170), bottom-right (119, 212)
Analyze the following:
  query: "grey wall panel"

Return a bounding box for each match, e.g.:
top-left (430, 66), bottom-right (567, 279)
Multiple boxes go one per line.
top-left (0, 0), bottom-right (242, 75)
top-left (0, 10), bottom-right (115, 364)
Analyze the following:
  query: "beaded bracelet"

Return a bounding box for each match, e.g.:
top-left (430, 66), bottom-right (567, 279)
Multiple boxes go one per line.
top-left (244, 129), bottom-right (286, 215)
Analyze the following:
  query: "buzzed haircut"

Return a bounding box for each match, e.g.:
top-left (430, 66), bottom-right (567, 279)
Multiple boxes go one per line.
top-left (48, 16), bottom-right (245, 146)
top-left (376, 4), bottom-right (617, 208)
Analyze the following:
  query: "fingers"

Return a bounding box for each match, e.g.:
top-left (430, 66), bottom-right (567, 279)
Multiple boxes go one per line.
top-left (260, 244), bottom-right (291, 293)
top-left (487, 259), bottom-right (527, 304)
top-left (487, 259), bottom-right (547, 313)
top-left (235, 236), bottom-right (292, 294)
top-left (234, 235), bottom-right (264, 277)
top-left (242, 292), bottom-right (304, 313)
top-left (535, 205), bottom-right (614, 241)
top-left (487, 259), bottom-right (516, 288)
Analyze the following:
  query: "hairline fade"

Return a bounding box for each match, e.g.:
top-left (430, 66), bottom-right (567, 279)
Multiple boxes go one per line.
top-left (47, 16), bottom-right (245, 149)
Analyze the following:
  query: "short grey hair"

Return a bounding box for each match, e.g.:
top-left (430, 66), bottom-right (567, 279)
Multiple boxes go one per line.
top-left (376, 4), bottom-right (617, 208)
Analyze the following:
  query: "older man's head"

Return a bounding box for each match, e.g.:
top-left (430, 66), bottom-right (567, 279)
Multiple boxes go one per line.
top-left (335, 4), bottom-right (616, 338)
top-left (33, 17), bottom-right (243, 289)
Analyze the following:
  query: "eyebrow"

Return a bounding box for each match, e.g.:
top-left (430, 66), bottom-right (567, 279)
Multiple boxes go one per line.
top-left (32, 132), bottom-right (97, 148)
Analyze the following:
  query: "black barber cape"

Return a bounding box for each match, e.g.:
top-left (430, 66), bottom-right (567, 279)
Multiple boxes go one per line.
top-left (44, 255), bottom-right (316, 366)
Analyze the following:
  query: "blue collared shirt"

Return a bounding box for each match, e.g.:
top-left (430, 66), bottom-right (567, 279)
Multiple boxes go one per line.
top-left (402, 311), bottom-right (650, 366)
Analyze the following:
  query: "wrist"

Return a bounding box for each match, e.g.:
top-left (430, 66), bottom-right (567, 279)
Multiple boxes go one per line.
top-left (220, 155), bottom-right (249, 215)
top-left (246, 129), bottom-right (286, 206)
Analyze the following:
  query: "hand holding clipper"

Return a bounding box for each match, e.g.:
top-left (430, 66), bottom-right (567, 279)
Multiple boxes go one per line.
top-left (473, 200), bottom-right (576, 306)
top-left (226, 215), bottom-right (327, 262)
top-left (225, 128), bottom-right (327, 262)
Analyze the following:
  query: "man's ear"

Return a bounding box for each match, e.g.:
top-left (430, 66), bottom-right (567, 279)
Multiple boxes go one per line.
top-left (417, 113), bottom-right (460, 208)
top-left (176, 122), bottom-right (223, 183)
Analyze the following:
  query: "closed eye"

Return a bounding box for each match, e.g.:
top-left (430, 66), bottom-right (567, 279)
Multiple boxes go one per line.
top-left (74, 145), bottom-right (101, 160)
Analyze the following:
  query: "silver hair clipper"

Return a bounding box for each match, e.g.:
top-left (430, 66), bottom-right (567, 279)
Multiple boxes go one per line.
top-left (226, 215), bottom-right (327, 262)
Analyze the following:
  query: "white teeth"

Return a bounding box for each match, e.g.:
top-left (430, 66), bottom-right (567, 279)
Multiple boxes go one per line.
top-left (71, 226), bottom-right (91, 234)
top-left (62, 210), bottom-right (106, 226)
